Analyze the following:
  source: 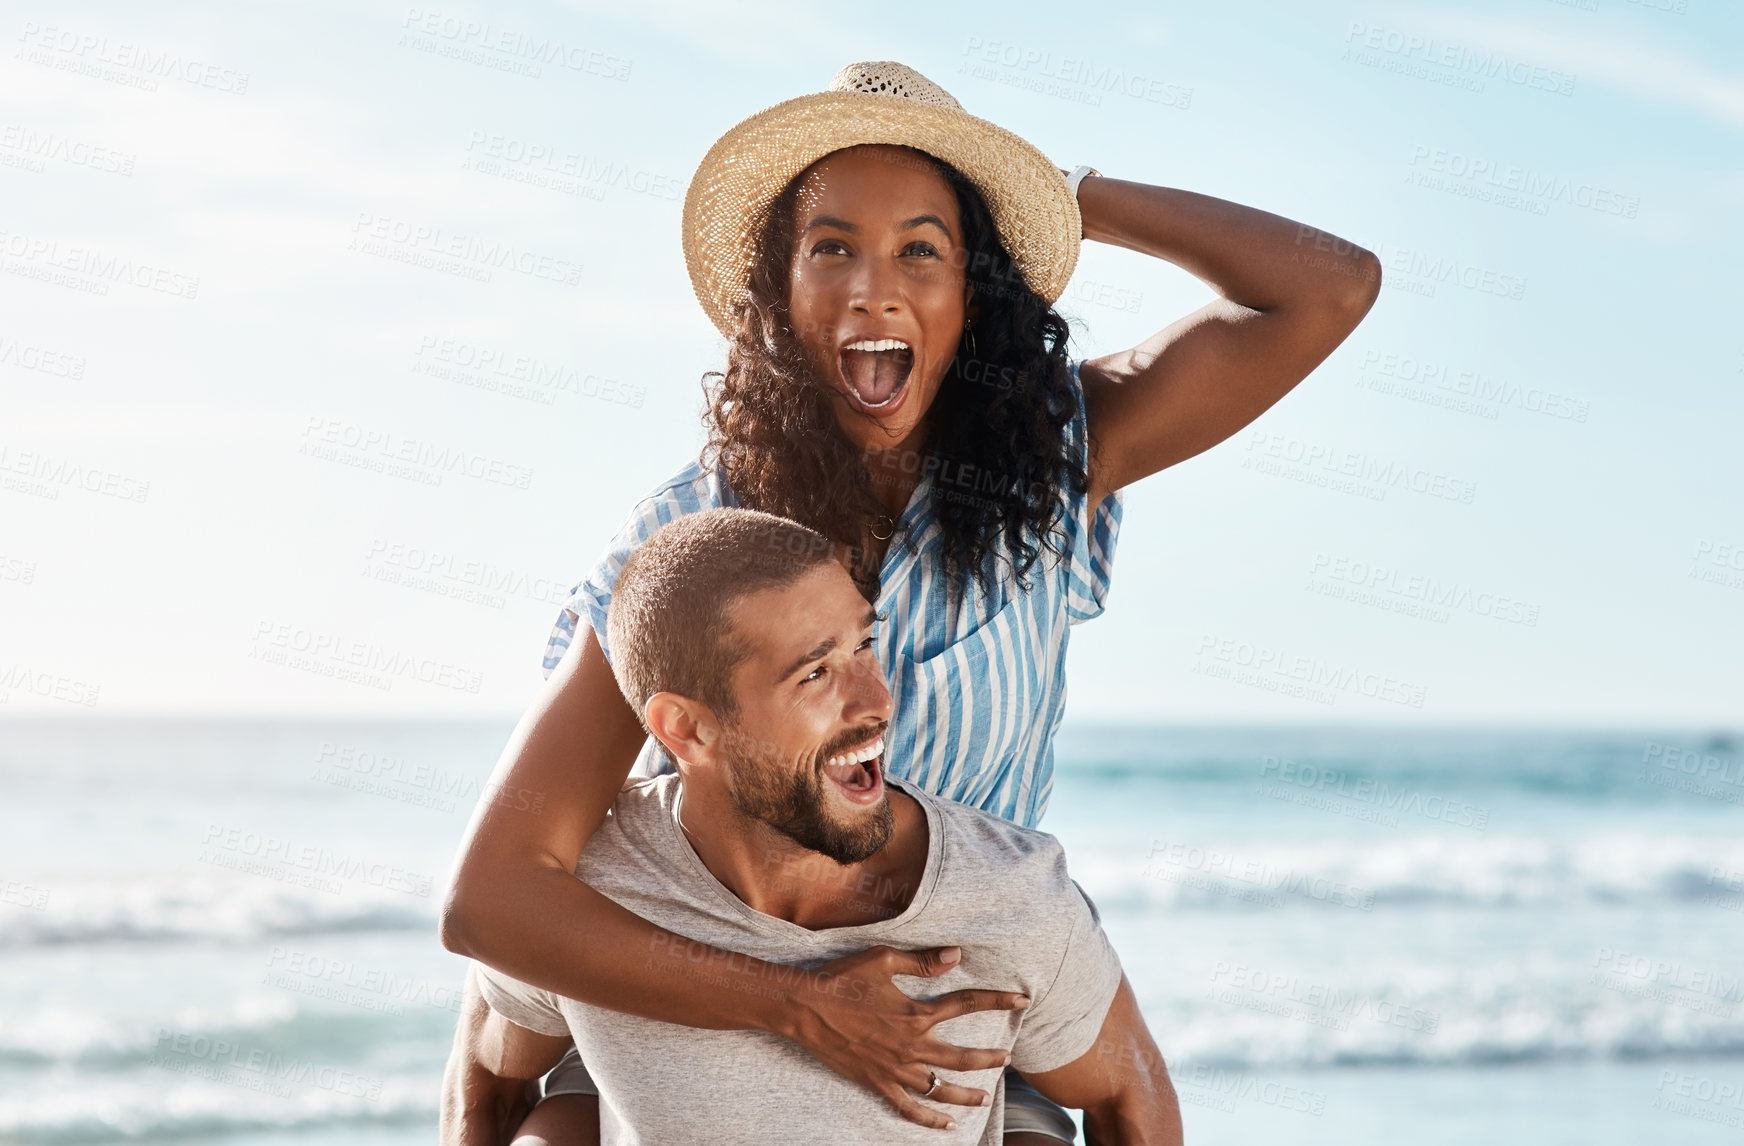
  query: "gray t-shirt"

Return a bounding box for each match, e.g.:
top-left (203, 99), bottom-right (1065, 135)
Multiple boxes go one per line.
top-left (474, 773), bottom-right (1124, 1145)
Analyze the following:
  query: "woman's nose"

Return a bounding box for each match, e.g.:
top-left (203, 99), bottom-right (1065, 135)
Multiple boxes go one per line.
top-left (847, 257), bottom-right (904, 316)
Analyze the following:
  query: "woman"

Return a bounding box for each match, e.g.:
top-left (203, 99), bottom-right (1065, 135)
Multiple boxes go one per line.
top-left (442, 60), bottom-right (1379, 1144)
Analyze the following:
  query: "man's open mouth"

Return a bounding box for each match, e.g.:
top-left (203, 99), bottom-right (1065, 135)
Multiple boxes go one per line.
top-left (838, 339), bottom-right (914, 414)
top-left (820, 733), bottom-right (885, 805)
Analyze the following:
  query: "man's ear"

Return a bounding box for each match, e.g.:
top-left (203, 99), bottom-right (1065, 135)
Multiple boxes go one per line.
top-left (644, 692), bottom-right (721, 768)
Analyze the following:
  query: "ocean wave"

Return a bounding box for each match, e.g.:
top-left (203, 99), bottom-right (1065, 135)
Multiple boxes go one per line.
top-left (1156, 959), bottom-right (1744, 1070)
top-left (0, 874), bottom-right (434, 949)
top-left (1052, 728), bottom-right (1741, 802)
top-left (0, 996), bottom-right (415, 1069)
top-left (1072, 833), bottom-right (1744, 912)
top-left (0, 1074), bottom-right (433, 1144)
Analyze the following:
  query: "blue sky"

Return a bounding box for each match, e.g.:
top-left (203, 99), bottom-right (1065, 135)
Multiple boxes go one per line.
top-left (2, 0), bottom-right (1739, 724)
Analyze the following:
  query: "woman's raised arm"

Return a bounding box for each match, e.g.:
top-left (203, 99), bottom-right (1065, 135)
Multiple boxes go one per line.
top-left (439, 624), bottom-right (1025, 1129)
top-left (1072, 176), bottom-right (1383, 505)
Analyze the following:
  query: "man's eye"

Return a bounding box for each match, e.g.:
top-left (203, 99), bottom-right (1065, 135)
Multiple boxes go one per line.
top-left (857, 636), bottom-right (876, 652)
top-left (801, 665), bottom-right (826, 683)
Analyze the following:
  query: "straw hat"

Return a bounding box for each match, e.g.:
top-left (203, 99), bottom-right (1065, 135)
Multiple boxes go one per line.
top-left (682, 60), bottom-right (1081, 340)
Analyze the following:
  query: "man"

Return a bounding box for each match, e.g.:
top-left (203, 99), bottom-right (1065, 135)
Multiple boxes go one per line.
top-left (442, 508), bottom-right (1181, 1145)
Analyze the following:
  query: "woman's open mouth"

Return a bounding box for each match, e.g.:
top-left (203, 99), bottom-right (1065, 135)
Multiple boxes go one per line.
top-left (838, 340), bottom-right (914, 418)
top-left (820, 733), bottom-right (885, 806)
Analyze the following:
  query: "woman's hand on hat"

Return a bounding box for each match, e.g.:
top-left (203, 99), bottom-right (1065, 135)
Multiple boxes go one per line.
top-left (779, 944), bottom-right (1030, 1130)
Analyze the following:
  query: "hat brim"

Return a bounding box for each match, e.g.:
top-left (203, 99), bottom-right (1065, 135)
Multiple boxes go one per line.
top-left (682, 91), bottom-right (1081, 341)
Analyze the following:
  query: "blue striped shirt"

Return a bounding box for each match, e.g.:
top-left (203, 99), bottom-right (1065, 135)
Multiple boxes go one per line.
top-left (541, 359), bottom-right (1122, 829)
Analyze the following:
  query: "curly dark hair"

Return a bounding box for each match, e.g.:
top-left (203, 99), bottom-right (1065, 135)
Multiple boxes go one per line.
top-left (698, 144), bottom-right (1090, 606)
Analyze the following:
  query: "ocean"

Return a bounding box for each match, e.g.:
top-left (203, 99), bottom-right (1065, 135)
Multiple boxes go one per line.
top-left (2, 719), bottom-right (1740, 1144)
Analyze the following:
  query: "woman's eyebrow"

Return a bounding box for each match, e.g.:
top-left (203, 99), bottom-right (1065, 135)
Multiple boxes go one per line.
top-left (899, 214), bottom-right (954, 240)
top-left (803, 213), bottom-right (859, 234)
top-left (802, 213), bottom-right (953, 240)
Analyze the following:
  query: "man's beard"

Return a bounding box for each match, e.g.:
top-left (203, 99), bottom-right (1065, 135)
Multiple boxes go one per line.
top-left (722, 721), bottom-right (893, 866)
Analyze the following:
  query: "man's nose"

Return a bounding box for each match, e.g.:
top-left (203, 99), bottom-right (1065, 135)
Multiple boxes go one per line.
top-left (845, 654), bottom-right (894, 723)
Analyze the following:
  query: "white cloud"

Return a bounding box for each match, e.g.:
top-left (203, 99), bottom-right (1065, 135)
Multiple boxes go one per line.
top-left (1422, 14), bottom-right (1744, 129)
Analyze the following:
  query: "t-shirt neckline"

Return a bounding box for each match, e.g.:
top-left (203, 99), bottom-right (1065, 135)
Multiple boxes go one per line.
top-left (660, 773), bottom-right (943, 945)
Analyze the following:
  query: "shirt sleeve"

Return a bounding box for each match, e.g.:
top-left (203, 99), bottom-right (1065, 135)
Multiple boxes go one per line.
top-left (471, 960), bottom-right (572, 1038)
top-left (1059, 358), bottom-right (1123, 626)
top-left (540, 460), bottom-right (728, 678)
top-left (1008, 875), bottom-right (1125, 1075)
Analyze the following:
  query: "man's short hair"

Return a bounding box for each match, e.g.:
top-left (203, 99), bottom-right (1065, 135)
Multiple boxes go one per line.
top-left (606, 507), bottom-right (838, 728)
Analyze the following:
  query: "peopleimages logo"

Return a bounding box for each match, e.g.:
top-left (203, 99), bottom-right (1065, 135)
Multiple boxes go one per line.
top-left (1242, 430), bottom-right (1477, 505)
top-left (17, 22), bottom-right (251, 94)
top-left (0, 665), bottom-right (101, 707)
top-left (1207, 962), bottom-right (1440, 1034)
top-left (1341, 22), bottom-right (1575, 96)
top-left (462, 133), bottom-right (680, 199)
top-left (263, 946), bottom-right (465, 1014)
top-left (199, 823), bottom-right (435, 898)
top-left (0, 333), bottom-right (87, 379)
top-left (299, 416), bottom-right (533, 490)
top-left (399, 9), bottom-right (631, 80)
top-left (960, 37), bottom-right (1193, 108)
top-left (362, 537), bottom-right (571, 608)
top-left (151, 1029), bottom-right (382, 1100)
top-left (0, 228), bottom-right (200, 299)
top-left (1309, 552), bottom-right (1541, 627)
top-left (1407, 146), bottom-right (1639, 218)
top-left (1258, 755), bottom-right (1490, 830)
top-left (1179, 1064), bottom-right (1328, 1116)
top-left (250, 619), bottom-right (485, 695)
top-left (411, 336), bottom-right (646, 408)
top-left (0, 444), bottom-right (149, 502)
top-left (1194, 632), bottom-right (1429, 709)
top-left (350, 213), bottom-right (582, 286)
top-left (1356, 349), bottom-right (1589, 424)
top-left (1145, 840), bottom-right (1376, 910)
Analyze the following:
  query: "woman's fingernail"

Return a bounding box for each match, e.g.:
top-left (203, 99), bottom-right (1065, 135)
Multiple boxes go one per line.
top-left (1014, 996), bottom-right (1031, 1010)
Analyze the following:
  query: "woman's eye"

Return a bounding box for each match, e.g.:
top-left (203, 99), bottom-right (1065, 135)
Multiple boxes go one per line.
top-left (905, 242), bottom-right (938, 257)
top-left (812, 240), bottom-right (848, 256)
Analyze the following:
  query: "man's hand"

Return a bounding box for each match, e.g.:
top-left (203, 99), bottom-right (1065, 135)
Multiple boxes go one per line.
top-left (1021, 975), bottom-right (1182, 1146)
top-left (781, 945), bottom-right (1033, 1131)
top-left (440, 966), bottom-right (576, 1146)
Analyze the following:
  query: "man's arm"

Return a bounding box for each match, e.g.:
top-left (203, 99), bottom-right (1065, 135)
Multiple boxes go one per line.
top-left (440, 965), bottom-right (575, 1146)
top-left (1022, 975), bottom-right (1182, 1146)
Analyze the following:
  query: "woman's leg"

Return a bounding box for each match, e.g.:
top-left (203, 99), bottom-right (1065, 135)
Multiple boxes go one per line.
top-left (1002, 1066), bottom-right (1077, 1144)
top-left (511, 1054), bottom-right (1068, 1144)
top-left (510, 1045), bottom-right (601, 1146)
top-left (509, 1094), bottom-right (599, 1146)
